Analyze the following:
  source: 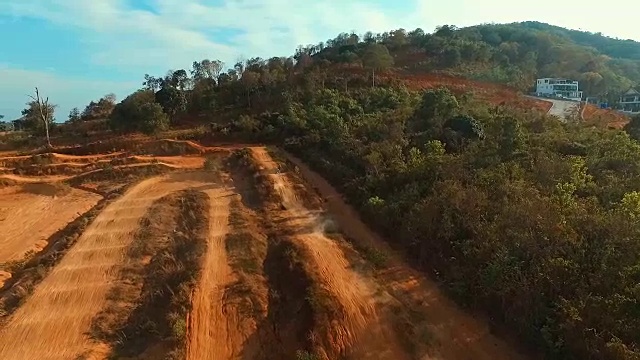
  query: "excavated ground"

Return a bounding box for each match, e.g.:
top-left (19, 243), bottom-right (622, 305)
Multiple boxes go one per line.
top-left (0, 141), bottom-right (532, 360)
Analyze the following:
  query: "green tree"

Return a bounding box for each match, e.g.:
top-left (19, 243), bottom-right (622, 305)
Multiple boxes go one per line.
top-left (623, 114), bottom-right (640, 141)
top-left (155, 86), bottom-right (186, 121)
top-left (138, 103), bottom-right (169, 134)
top-left (68, 107), bottom-right (81, 123)
top-left (80, 94), bottom-right (116, 121)
top-left (191, 59), bottom-right (224, 81)
top-left (110, 90), bottom-right (168, 134)
top-left (362, 44), bottom-right (394, 87)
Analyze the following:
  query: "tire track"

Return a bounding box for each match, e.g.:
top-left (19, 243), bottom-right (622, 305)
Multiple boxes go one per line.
top-left (186, 186), bottom-right (235, 360)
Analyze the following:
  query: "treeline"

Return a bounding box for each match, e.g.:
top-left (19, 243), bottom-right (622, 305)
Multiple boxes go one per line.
top-left (104, 21), bottom-right (640, 137)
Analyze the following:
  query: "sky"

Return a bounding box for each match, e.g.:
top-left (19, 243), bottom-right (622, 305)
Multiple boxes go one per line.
top-left (0, 0), bottom-right (638, 122)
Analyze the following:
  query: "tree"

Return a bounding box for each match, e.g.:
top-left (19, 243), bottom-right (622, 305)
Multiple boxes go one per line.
top-left (68, 107), bottom-right (81, 123)
top-left (624, 114), bottom-right (640, 141)
top-left (109, 90), bottom-right (168, 134)
top-left (143, 74), bottom-right (163, 91)
top-left (191, 59), bottom-right (224, 81)
top-left (155, 86), bottom-right (186, 121)
top-left (0, 121), bottom-right (12, 132)
top-left (80, 94), bottom-right (116, 121)
top-left (138, 103), bottom-right (169, 134)
top-left (26, 88), bottom-right (55, 147)
top-left (167, 69), bottom-right (189, 90)
top-left (362, 44), bottom-right (394, 87)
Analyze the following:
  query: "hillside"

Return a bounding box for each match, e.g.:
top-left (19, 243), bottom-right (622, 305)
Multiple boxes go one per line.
top-left (4, 21), bottom-right (640, 360)
top-left (518, 21), bottom-right (640, 60)
top-left (299, 22), bottom-right (640, 100)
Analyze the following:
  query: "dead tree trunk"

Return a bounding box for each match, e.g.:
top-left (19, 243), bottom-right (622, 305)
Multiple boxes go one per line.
top-left (29, 87), bottom-right (52, 148)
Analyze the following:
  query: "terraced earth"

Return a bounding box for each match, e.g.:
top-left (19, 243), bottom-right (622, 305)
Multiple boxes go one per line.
top-left (0, 140), bottom-right (530, 360)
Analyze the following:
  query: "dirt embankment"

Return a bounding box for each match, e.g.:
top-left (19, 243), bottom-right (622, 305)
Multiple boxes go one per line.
top-left (91, 190), bottom-right (210, 359)
top-left (582, 103), bottom-right (630, 129)
top-left (0, 172), bottom-right (217, 360)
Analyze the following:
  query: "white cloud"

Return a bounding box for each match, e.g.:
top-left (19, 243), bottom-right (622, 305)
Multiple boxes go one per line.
top-left (0, 64), bottom-right (138, 121)
top-left (0, 0), bottom-right (407, 73)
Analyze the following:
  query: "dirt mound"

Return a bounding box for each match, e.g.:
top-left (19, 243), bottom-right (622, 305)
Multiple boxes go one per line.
top-left (394, 71), bottom-right (552, 112)
top-left (90, 190), bottom-right (210, 359)
top-left (185, 185), bottom-right (238, 360)
top-left (582, 104), bottom-right (630, 128)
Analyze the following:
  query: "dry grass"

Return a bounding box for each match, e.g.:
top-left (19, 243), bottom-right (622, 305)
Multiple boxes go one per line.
top-left (224, 196), bottom-right (269, 320)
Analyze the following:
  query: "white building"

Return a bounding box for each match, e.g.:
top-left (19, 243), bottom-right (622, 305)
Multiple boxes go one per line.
top-left (536, 78), bottom-right (583, 101)
top-left (619, 88), bottom-right (640, 114)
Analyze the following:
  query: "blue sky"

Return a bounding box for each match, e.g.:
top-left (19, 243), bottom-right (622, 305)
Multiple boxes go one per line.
top-left (1, 0), bottom-right (638, 121)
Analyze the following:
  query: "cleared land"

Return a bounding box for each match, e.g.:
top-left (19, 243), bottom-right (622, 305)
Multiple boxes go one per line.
top-left (0, 185), bottom-right (100, 263)
top-left (0, 142), bottom-right (531, 360)
top-left (0, 172), bottom-right (215, 359)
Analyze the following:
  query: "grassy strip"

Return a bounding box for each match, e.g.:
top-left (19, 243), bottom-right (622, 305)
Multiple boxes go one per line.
top-left (224, 195), bottom-right (269, 321)
top-left (91, 190), bottom-right (209, 359)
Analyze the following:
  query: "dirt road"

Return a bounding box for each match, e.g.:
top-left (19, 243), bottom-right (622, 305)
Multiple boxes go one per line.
top-left (547, 98), bottom-right (580, 121)
top-left (0, 185), bottom-right (101, 263)
top-left (0, 172), bottom-right (214, 360)
top-left (250, 147), bottom-right (408, 359)
top-left (185, 186), bottom-right (238, 360)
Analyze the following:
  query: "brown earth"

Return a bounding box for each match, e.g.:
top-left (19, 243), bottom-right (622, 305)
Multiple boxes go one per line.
top-left (0, 172), bottom-right (215, 359)
top-left (388, 71), bottom-right (552, 113)
top-left (249, 147), bottom-right (410, 360)
top-left (582, 103), bottom-right (630, 129)
top-left (0, 184), bottom-right (101, 263)
top-left (185, 185), bottom-right (238, 360)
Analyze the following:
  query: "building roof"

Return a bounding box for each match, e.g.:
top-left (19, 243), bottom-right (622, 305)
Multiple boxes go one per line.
top-left (624, 88), bottom-right (640, 95)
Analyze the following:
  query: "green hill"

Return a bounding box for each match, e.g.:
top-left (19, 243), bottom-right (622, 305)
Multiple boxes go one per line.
top-left (300, 22), bottom-right (640, 100)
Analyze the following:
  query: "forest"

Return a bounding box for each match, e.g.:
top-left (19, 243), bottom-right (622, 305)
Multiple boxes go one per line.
top-left (7, 22), bottom-right (640, 360)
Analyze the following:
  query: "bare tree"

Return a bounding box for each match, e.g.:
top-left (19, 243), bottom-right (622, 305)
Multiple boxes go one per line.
top-left (28, 87), bottom-right (53, 148)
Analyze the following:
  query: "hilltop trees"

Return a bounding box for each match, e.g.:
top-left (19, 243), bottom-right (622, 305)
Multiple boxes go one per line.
top-left (68, 107), bottom-right (81, 123)
top-left (155, 86), bottom-right (186, 121)
top-left (80, 94), bottom-right (116, 121)
top-left (109, 90), bottom-right (168, 134)
top-left (0, 115), bottom-right (12, 132)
